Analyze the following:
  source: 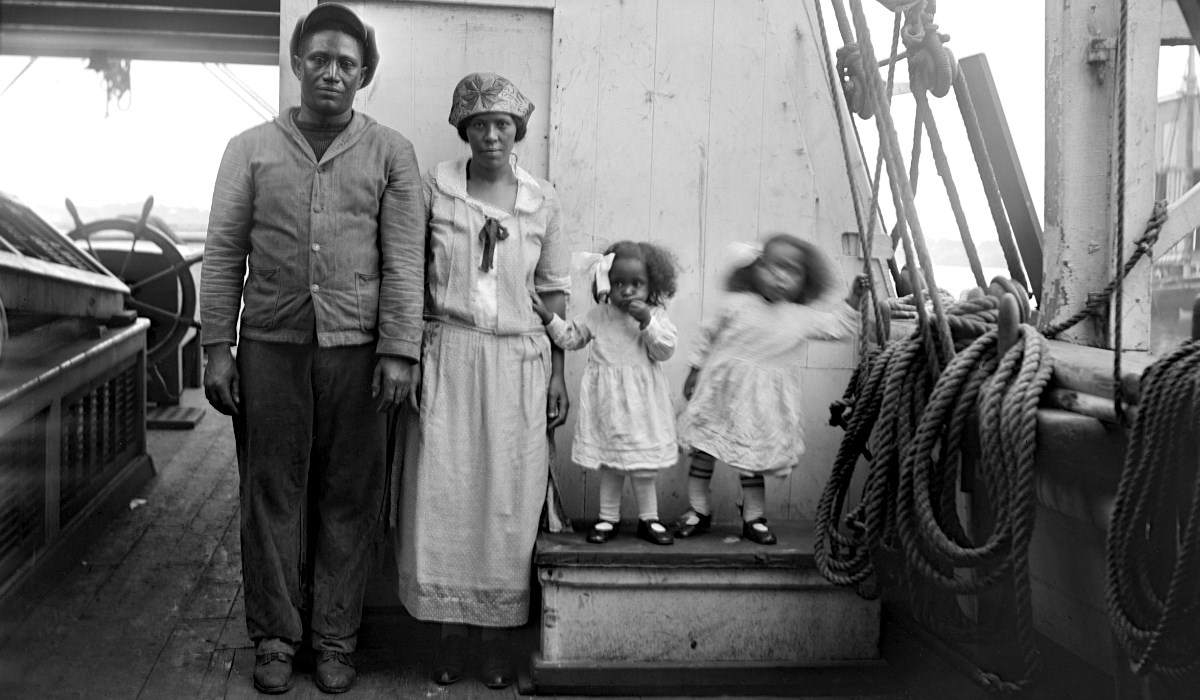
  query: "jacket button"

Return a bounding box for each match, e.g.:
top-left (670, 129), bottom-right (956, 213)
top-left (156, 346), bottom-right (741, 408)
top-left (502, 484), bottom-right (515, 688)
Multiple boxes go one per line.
top-left (311, 284), bottom-right (320, 293)
top-left (311, 243), bottom-right (321, 252)
top-left (313, 203), bottom-right (323, 213)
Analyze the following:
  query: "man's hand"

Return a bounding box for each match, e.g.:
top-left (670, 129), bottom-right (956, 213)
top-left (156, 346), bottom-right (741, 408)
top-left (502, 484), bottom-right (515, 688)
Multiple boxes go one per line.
top-left (372, 356), bottom-right (419, 413)
top-left (203, 344), bottom-right (240, 416)
top-left (682, 366), bottom-right (700, 401)
top-left (547, 373), bottom-right (569, 431)
top-left (625, 299), bottom-right (653, 328)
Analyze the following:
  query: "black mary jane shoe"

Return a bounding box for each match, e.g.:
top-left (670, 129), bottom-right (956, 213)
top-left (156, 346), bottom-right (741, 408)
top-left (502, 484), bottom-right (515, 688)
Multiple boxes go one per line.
top-left (480, 640), bottom-right (515, 689)
top-left (673, 511), bottom-right (712, 539)
top-left (637, 519), bottom-right (675, 545)
top-left (431, 635), bottom-right (468, 685)
top-left (586, 520), bottom-right (620, 544)
top-left (742, 517), bottom-right (777, 545)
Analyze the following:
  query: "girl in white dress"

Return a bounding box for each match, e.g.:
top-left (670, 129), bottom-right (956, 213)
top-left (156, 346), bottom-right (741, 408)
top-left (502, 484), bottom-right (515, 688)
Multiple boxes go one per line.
top-left (675, 233), bottom-right (868, 545)
top-left (532, 241), bottom-right (680, 545)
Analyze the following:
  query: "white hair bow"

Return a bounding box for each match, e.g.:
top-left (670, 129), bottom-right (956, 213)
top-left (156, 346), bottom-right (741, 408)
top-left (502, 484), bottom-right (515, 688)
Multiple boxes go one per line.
top-left (570, 251), bottom-right (617, 301)
top-left (726, 241), bottom-right (763, 269)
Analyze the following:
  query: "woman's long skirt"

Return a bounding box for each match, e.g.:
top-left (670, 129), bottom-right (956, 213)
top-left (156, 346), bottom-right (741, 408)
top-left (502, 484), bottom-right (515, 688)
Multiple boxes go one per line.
top-left (395, 321), bottom-right (550, 627)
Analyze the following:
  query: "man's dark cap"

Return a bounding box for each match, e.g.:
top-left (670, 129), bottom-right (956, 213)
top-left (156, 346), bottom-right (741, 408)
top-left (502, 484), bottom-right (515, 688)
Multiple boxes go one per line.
top-left (290, 2), bottom-right (379, 87)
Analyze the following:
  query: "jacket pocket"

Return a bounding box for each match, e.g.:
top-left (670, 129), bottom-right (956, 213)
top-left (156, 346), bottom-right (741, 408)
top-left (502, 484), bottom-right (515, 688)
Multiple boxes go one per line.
top-left (240, 265), bottom-right (281, 329)
top-left (355, 271), bottom-right (381, 332)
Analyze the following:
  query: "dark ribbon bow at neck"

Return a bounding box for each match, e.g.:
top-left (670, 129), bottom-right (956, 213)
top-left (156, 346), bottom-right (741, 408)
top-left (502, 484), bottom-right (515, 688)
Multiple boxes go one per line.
top-left (478, 217), bottom-right (509, 272)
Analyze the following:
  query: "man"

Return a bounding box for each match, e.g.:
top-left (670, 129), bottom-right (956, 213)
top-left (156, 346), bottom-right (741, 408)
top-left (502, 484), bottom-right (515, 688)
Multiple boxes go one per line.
top-left (200, 3), bottom-right (422, 694)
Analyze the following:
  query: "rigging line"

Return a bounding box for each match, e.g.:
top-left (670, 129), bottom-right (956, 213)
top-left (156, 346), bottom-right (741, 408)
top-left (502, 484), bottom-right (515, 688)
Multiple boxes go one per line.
top-left (215, 63), bottom-right (277, 116)
top-left (212, 63), bottom-right (276, 119)
top-left (814, 0), bottom-right (885, 345)
top-left (0, 57), bottom-right (38, 100)
top-left (202, 63), bottom-right (272, 122)
top-left (914, 93), bottom-right (987, 290)
top-left (850, 0), bottom-right (955, 367)
top-left (1113, 0), bottom-right (1129, 424)
top-left (215, 63), bottom-right (275, 115)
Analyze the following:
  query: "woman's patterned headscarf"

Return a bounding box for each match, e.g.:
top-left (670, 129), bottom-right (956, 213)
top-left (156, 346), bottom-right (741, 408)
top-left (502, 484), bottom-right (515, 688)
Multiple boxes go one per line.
top-left (448, 72), bottom-right (535, 128)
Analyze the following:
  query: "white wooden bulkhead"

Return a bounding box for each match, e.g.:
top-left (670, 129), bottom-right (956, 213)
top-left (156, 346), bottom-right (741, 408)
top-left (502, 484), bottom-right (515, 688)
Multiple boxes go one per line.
top-left (278, 0), bottom-right (886, 524)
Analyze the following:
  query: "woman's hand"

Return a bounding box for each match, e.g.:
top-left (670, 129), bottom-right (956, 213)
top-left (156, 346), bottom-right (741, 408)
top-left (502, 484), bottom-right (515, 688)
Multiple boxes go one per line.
top-left (625, 299), bottom-right (653, 329)
top-left (372, 356), bottom-right (419, 413)
top-left (547, 372), bottom-right (569, 430)
top-left (529, 290), bottom-right (553, 325)
top-left (846, 274), bottom-right (870, 307)
top-left (682, 366), bottom-right (700, 401)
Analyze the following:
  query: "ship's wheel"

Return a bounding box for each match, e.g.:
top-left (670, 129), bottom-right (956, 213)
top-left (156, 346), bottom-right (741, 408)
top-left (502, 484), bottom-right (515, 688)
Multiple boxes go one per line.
top-left (67, 196), bottom-right (203, 390)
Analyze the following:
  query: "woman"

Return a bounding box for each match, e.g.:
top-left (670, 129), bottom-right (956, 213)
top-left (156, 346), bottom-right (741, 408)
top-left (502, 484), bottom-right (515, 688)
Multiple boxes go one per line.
top-left (395, 72), bottom-right (569, 689)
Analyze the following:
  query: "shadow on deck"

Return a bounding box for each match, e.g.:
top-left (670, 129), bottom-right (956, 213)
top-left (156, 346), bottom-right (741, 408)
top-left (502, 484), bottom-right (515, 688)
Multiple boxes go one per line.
top-left (0, 388), bottom-right (1112, 699)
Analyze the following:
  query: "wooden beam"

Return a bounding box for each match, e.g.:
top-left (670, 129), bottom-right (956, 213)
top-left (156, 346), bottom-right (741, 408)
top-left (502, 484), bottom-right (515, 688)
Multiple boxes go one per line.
top-left (958, 53), bottom-right (1044, 303)
top-left (0, 27), bottom-right (278, 64)
top-left (1158, 179), bottom-right (1200, 253)
top-left (1044, 0), bottom-right (1158, 350)
top-left (1163, 0), bottom-right (1194, 45)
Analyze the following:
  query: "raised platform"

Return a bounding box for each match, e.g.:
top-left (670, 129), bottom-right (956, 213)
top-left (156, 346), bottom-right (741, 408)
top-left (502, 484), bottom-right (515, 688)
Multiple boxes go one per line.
top-left (532, 520), bottom-right (882, 695)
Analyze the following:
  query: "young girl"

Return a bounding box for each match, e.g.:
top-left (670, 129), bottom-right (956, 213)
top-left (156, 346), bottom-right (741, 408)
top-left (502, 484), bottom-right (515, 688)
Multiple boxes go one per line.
top-left (532, 240), bottom-right (680, 546)
top-left (675, 233), bottom-right (868, 545)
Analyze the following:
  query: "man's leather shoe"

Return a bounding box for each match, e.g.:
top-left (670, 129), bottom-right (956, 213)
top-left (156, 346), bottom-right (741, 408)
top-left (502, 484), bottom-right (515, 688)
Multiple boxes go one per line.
top-left (253, 651), bottom-right (294, 694)
top-left (315, 650), bottom-right (356, 694)
top-left (586, 520), bottom-right (619, 544)
top-left (674, 511), bottom-right (712, 538)
top-left (636, 519), bottom-right (674, 545)
top-left (432, 635), bottom-right (467, 685)
top-left (480, 640), bottom-right (514, 689)
top-left (742, 517), bottom-right (777, 545)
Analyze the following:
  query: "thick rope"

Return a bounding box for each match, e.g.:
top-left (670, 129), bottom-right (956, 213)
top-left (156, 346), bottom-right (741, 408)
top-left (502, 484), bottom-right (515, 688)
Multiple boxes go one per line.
top-left (1040, 200), bottom-right (1167, 340)
top-left (849, 0), bottom-right (955, 368)
top-left (814, 0), bottom-right (886, 348)
top-left (913, 91), bottom-right (986, 290)
top-left (1106, 339), bottom-right (1200, 678)
top-left (818, 302), bottom-right (1053, 693)
top-left (1113, 0), bottom-right (1129, 423)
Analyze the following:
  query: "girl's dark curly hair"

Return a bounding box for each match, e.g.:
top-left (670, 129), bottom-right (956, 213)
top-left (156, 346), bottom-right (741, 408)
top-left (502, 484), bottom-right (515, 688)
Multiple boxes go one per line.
top-left (726, 233), bottom-right (835, 304)
top-left (598, 240), bottom-right (679, 306)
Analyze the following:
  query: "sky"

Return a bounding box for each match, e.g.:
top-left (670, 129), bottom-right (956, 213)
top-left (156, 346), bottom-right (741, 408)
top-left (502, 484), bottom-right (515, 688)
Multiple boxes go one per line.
top-left (0, 5), bottom-right (1195, 242)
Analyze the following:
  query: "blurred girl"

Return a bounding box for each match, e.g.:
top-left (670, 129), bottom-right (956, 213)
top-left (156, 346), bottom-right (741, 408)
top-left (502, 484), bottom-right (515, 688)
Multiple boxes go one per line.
top-left (675, 233), bottom-right (867, 544)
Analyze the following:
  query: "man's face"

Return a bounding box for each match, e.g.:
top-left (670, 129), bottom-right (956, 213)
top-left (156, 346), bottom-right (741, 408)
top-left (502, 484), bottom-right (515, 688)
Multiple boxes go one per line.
top-left (292, 29), bottom-right (365, 123)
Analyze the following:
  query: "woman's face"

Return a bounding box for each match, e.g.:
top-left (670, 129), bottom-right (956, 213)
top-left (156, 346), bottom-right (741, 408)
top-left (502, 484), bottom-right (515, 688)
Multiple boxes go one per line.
top-left (464, 112), bottom-right (516, 169)
top-left (608, 256), bottom-right (650, 311)
top-left (752, 240), bottom-right (806, 303)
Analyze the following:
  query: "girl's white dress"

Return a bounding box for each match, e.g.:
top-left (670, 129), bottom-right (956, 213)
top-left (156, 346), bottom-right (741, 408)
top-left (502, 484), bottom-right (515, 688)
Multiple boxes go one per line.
top-left (547, 304), bottom-right (679, 471)
top-left (676, 291), bottom-right (857, 476)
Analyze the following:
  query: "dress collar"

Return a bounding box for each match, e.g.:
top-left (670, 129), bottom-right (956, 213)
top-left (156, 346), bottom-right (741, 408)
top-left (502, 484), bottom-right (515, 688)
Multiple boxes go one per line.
top-left (432, 156), bottom-right (545, 215)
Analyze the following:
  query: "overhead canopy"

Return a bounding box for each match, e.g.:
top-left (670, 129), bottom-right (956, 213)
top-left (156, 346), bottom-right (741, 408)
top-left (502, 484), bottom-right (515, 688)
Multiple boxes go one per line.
top-left (0, 0), bottom-right (280, 65)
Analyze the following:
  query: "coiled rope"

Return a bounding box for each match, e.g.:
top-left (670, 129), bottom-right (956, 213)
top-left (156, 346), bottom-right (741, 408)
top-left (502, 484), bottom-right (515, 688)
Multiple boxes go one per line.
top-left (817, 0), bottom-right (1057, 692)
top-left (1106, 338), bottom-right (1200, 677)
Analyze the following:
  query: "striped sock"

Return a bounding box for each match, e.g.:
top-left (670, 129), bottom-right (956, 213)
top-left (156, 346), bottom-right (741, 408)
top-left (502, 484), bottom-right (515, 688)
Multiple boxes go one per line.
top-left (740, 474), bottom-right (766, 522)
top-left (687, 451), bottom-right (715, 516)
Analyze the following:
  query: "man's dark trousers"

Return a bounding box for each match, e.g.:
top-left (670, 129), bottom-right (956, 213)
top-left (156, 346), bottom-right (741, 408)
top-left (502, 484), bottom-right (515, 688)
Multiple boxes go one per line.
top-left (234, 339), bottom-right (386, 655)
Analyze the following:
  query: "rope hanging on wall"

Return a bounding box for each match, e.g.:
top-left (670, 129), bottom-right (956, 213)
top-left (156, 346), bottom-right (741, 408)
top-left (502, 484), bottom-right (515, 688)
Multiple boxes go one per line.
top-left (1106, 338), bottom-right (1200, 678)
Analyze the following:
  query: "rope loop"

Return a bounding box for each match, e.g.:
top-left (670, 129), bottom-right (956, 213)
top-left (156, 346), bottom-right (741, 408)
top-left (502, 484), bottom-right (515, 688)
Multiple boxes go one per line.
top-left (818, 287), bottom-right (1051, 691)
top-left (1106, 339), bottom-right (1200, 678)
